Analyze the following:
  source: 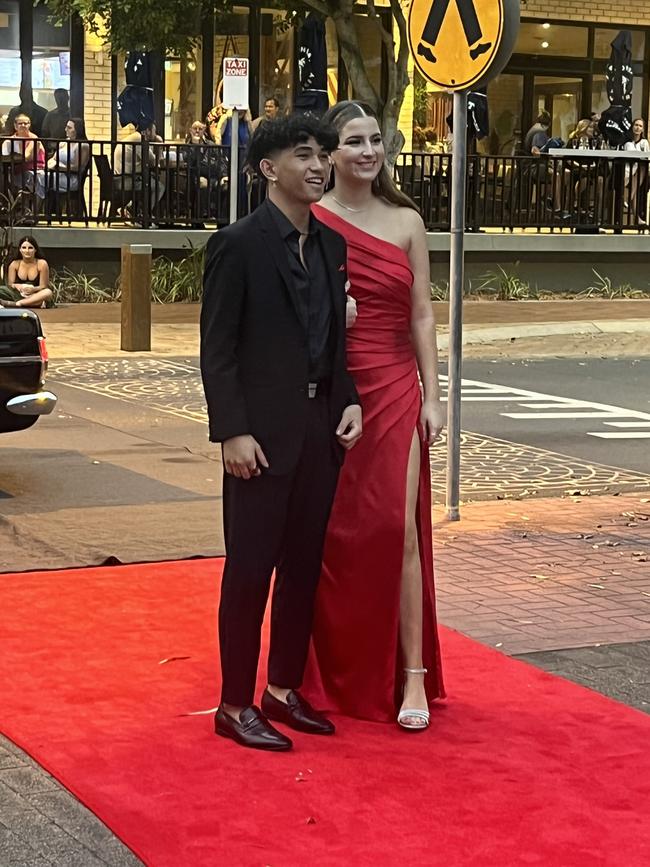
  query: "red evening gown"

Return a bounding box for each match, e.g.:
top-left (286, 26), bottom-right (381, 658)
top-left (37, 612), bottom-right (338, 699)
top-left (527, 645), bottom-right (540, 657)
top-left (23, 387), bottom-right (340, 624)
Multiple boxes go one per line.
top-left (303, 205), bottom-right (445, 722)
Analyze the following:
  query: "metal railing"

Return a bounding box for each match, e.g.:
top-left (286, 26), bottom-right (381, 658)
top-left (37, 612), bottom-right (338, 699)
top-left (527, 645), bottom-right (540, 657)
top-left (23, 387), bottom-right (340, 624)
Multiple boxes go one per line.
top-left (1, 138), bottom-right (648, 233)
top-left (394, 151), bottom-right (650, 233)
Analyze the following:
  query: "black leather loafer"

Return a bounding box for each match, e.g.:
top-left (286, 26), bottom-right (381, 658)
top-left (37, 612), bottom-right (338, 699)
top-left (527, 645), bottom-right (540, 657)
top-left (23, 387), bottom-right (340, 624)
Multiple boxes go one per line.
top-left (261, 689), bottom-right (335, 735)
top-left (215, 705), bottom-right (293, 751)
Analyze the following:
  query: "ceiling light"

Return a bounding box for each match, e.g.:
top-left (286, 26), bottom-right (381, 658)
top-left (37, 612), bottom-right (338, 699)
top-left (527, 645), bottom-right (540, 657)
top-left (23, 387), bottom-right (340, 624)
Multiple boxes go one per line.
top-left (541, 41), bottom-right (549, 49)
top-left (542, 22), bottom-right (551, 29)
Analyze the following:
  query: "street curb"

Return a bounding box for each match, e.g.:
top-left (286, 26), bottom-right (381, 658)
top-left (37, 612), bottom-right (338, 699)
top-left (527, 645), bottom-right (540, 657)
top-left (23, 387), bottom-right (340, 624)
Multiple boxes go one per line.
top-left (437, 319), bottom-right (650, 349)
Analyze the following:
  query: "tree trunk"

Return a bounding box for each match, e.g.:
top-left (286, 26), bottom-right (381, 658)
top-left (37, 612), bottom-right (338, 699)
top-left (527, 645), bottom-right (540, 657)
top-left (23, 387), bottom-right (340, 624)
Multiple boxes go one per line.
top-left (332, 3), bottom-right (410, 168)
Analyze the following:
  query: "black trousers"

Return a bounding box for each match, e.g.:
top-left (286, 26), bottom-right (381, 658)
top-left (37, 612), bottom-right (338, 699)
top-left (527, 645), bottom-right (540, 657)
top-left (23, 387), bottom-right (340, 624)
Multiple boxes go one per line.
top-left (219, 395), bottom-right (340, 707)
top-left (422, 0), bottom-right (483, 48)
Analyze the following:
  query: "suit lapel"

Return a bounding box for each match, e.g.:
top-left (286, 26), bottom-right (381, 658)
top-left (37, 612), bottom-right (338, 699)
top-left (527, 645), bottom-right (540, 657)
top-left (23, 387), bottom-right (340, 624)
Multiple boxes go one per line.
top-left (255, 201), bottom-right (306, 329)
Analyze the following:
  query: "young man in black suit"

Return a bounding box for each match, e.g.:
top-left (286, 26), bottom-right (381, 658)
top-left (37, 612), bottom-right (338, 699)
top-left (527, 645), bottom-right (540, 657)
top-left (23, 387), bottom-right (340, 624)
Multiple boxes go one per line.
top-left (200, 115), bottom-right (362, 751)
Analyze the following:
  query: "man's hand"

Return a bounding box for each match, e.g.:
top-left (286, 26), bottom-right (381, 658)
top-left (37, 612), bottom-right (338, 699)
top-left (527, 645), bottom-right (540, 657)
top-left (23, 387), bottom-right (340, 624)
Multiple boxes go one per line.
top-left (336, 404), bottom-right (362, 450)
top-left (222, 435), bottom-right (269, 479)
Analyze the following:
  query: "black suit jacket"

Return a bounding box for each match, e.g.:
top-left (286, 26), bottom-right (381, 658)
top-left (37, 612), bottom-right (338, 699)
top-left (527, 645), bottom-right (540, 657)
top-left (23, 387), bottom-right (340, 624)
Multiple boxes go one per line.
top-left (200, 199), bottom-right (360, 475)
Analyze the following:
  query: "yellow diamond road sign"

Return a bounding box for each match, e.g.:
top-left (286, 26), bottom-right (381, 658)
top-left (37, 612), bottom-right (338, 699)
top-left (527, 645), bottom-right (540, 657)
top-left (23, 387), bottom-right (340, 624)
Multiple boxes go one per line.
top-left (408, 0), bottom-right (519, 91)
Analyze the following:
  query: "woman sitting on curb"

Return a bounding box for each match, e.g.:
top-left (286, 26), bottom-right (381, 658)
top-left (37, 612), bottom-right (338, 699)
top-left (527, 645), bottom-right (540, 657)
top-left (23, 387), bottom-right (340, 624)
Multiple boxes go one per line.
top-left (0, 235), bottom-right (53, 309)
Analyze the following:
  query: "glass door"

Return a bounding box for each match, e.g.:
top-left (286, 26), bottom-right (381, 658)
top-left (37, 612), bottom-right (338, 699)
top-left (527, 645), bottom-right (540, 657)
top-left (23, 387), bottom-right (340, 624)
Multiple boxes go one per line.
top-left (533, 76), bottom-right (583, 143)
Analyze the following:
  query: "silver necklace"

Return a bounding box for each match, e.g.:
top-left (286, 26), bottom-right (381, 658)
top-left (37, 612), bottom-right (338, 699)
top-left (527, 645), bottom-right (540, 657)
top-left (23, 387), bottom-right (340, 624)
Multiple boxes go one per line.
top-left (332, 196), bottom-right (368, 213)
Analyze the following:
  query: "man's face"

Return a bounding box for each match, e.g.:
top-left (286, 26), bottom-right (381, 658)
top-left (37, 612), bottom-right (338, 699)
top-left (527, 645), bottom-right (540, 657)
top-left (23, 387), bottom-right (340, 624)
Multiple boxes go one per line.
top-left (264, 100), bottom-right (278, 120)
top-left (261, 136), bottom-right (330, 205)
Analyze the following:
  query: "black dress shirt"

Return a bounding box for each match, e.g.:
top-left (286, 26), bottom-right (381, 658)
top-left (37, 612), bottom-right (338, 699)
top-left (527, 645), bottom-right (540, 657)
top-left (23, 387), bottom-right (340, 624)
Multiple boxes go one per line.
top-left (267, 200), bottom-right (333, 382)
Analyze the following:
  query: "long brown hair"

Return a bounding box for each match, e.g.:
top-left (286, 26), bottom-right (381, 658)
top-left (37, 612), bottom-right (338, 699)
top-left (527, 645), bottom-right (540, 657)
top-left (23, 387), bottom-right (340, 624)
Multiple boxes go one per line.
top-left (323, 101), bottom-right (419, 213)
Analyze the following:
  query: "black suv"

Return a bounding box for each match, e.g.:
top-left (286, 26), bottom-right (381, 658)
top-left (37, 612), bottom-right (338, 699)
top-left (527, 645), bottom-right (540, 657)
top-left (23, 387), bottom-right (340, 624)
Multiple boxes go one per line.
top-left (0, 308), bottom-right (57, 433)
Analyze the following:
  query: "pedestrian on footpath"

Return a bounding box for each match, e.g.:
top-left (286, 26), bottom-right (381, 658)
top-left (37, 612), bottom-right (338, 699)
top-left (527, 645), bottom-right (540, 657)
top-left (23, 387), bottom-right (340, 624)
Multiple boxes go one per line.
top-left (200, 114), bottom-right (362, 752)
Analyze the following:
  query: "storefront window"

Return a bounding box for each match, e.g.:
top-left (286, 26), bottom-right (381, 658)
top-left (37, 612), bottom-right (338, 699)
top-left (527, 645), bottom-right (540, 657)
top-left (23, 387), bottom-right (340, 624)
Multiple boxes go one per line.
top-left (515, 22), bottom-right (588, 58)
top-left (165, 46), bottom-right (202, 141)
top-left (0, 2), bottom-right (70, 126)
top-left (485, 73), bottom-right (523, 155)
top-left (594, 29), bottom-right (645, 63)
top-left (259, 10), bottom-right (294, 116)
top-left (0, 0), bottom-right (20, 127)
top-left (33, 4), bottom-right (70, 111)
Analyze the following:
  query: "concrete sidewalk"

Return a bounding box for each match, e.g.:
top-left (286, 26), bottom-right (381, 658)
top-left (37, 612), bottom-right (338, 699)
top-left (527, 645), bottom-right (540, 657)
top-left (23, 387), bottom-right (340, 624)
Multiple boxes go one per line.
top-left (37, 299), bottom-right (650, 359)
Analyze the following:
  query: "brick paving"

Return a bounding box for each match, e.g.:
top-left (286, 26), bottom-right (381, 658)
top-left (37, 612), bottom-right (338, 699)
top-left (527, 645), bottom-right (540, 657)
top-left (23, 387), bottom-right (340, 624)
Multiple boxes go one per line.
top-left (434, 491), bottom-right (650, 655)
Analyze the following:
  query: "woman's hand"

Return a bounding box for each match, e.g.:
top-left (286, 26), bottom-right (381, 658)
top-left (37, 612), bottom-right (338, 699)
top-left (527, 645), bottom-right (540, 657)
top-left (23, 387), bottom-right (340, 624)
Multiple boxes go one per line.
top-left (420, 398), bottom-right (445, 446)
top-left (345, 295), bottom-right (357, 329)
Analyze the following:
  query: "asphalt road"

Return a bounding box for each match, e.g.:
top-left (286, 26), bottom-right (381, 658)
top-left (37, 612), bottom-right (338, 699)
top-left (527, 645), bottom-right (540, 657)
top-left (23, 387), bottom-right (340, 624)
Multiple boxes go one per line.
top-left (443, 358), bottom-right (650, 477)
top-left (3, 355), bottom-right (650, 570)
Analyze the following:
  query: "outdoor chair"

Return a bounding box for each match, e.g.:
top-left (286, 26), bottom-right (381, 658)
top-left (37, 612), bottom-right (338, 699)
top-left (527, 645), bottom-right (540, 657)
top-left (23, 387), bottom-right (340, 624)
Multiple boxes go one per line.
top-left (93, 153), bottom-right (130, 224)
top-left (44, 163), bottom-right (90, 224)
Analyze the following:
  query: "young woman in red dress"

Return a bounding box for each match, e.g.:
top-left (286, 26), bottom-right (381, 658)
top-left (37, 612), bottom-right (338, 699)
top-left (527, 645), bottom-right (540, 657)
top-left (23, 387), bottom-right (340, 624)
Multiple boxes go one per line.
top-left (304, 101), bottom-right (446, 729)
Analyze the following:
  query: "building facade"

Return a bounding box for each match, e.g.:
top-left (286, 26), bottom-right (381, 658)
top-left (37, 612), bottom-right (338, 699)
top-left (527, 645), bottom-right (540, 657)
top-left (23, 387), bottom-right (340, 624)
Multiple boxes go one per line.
top-left (415, 0), bottom-right (650, 152)
top-left (2, 1), bottom-right (650, 149)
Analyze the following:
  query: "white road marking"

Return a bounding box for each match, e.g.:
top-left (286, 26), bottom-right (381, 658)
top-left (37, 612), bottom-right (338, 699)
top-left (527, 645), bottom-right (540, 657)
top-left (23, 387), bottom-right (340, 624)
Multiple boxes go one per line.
top-left (439, 374), bottom-right (650, 440)
top-left (588, 432), bottom-right (650, 439)
top-left (503, 412), bottom-right (631, 419)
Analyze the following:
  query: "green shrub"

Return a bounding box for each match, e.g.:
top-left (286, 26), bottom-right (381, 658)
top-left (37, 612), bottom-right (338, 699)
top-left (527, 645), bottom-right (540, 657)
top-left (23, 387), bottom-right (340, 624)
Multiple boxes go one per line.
top-left (51, 268), bottom-right (118, 303)
top-left (150, 244), bottom-right (205, 303)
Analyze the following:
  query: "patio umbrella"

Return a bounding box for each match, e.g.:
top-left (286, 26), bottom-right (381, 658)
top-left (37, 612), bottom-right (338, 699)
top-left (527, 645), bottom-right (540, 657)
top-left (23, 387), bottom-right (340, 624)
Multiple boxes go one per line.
top-left (293, 13), bottom-right (329, 115)
top-left (446, 87), bottom-right (489, 140)
top-left (117, 52), bottom-right (155, 129)
top-left (599, 30), bottom-right (633, 147)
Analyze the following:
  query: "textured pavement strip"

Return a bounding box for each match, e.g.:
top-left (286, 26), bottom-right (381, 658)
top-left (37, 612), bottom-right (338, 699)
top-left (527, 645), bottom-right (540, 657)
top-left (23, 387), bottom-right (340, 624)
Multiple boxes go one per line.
top-left (47, 358), bottom-right (650, 503)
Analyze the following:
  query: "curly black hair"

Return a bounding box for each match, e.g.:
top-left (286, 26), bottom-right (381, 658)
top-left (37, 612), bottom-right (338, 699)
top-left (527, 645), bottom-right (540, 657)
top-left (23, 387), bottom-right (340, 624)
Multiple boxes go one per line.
top-left (247, 113), bottom-right (338, 174)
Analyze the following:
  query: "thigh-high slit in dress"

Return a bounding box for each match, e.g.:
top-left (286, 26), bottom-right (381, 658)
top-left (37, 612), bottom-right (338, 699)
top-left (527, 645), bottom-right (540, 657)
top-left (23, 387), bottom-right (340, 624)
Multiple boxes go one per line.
top-left (303, 205), bottom-right (445, 722)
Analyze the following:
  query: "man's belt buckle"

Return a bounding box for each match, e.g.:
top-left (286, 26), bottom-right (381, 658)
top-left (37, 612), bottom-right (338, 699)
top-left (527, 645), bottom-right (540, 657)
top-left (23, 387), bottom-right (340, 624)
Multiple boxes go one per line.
top-left (308, 382), bottom-right (318, 399)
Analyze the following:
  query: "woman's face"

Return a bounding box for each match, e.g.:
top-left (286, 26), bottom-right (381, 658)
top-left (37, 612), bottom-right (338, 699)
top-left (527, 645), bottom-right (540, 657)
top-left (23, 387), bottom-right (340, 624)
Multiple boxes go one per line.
top-left (633, 119), bottom-right (645, 138)
top-left (15, 116), bottom-right (30, 137)
top-left (65, 120), bottom-right (77, 140)
top-left (20, 241), bottom-right (36, 259)
top-left (330, 116), bottom-right (384, 184)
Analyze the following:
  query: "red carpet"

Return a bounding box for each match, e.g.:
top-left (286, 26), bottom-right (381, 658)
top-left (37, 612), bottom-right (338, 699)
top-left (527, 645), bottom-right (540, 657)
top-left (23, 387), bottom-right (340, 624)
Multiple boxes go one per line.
top-left (2, 559), bottom-right (649, 866)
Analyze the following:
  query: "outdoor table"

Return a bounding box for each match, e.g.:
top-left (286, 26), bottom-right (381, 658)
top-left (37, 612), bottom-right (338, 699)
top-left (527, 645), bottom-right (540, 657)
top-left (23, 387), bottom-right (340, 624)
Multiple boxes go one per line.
top-left (549, 147), bottom-right (650, 231)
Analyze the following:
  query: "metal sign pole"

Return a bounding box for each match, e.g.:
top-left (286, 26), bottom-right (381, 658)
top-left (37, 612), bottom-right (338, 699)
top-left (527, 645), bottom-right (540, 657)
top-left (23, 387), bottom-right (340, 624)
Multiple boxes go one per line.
top-left (229, 110), bottom-right (239, 224)
top-left (446, 89), bottom-right (468, 522)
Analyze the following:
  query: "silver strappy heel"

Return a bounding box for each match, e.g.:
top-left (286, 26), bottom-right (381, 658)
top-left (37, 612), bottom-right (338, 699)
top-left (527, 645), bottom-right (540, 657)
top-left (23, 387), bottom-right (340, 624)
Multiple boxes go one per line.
top-left (398, 667), bottom-right (430, 731)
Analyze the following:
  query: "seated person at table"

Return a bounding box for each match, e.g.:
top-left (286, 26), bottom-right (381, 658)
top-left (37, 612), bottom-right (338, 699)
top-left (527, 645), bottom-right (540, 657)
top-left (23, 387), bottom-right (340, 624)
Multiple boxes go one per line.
top-left (623, 117), bottom-right (650, 225)
top-left (182, 121), bottom-right (228, 224)
top-left (562, 119), bottom-right (604, 216)
top-left (1, 113), bottom-right (46, 203)
top-left (0, 236), bottom-right (53, 309)
top-left (47, 117), bottom-right (90, 192)
top-left (113, 122), bottom-right (166, 216)
top-left (184, 121), bottom-right (228, 187)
